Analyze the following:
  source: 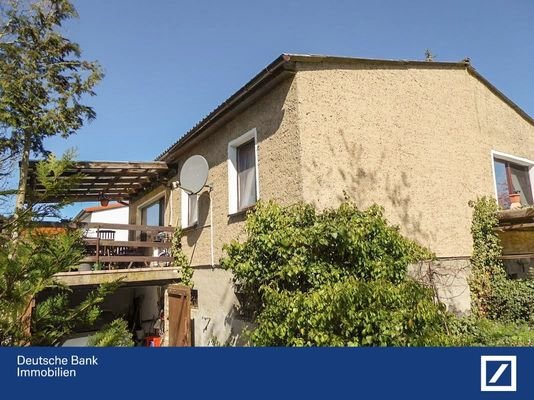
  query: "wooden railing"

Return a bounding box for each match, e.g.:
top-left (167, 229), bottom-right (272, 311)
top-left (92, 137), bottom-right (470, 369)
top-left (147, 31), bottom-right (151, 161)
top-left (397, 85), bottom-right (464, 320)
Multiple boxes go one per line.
top-left (79, 222), bottom-right (175, 269)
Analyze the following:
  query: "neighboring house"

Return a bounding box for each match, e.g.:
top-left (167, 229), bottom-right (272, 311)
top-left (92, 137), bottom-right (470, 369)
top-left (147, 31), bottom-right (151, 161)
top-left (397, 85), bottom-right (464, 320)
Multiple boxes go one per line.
top-left (74, 202), bottom-right (129, 241)
top-left (125, 54), bottom-right (534, 345)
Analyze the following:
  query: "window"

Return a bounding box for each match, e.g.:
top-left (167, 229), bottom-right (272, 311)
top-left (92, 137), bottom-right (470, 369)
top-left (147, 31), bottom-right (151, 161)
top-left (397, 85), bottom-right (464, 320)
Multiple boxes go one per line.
top-left (493, 154), bottom-right (534, 209)
top-left (237, 140), bottom-right (257, 210)
top-left (141, 197), bottom-right (165, 226)
top-left (140, 197), bottom-right (165, 242)
top-left (228, 128), bottom-right (259, 214)
top-left (181, 190), bottom-right (198, 229)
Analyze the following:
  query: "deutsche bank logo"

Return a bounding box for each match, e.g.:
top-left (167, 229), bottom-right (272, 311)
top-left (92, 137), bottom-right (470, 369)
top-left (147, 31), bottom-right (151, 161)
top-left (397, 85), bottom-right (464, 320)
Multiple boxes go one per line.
top-left (480, 355), bottom-right (517, 392)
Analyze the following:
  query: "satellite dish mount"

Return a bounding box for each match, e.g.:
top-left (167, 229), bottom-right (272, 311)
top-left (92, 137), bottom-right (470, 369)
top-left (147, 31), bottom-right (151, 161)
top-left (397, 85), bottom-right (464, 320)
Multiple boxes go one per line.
top-left (175, 155), bottom-right (215, 269)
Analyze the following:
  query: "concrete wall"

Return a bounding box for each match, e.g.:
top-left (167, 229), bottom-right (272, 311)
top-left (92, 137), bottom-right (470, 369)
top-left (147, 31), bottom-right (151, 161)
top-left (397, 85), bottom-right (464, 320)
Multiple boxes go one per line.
top-left (295, 62), bottom-right (534, 257)
top-left (408, 258), bottom-right (472, 315)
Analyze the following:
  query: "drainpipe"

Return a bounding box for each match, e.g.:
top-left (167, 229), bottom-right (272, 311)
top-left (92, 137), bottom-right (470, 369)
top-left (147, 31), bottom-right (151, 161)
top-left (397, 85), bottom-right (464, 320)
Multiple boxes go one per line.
top-left (208, 184), bottom-right (215, 270)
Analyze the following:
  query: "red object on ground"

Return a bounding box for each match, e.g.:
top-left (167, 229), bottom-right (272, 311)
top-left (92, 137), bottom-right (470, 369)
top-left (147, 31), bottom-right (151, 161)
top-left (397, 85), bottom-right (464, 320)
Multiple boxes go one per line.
top-left (144, 336), bottom-right (161, 347)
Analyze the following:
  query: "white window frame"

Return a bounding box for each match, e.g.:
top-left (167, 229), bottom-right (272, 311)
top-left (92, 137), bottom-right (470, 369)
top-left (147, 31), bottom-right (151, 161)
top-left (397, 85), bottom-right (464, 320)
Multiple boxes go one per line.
top-left (181, 189), bottom-right (199, 229)
top-left (491, 150), bottom-right (534, 204)
top-left (228, 128), bottom-right (260, 215)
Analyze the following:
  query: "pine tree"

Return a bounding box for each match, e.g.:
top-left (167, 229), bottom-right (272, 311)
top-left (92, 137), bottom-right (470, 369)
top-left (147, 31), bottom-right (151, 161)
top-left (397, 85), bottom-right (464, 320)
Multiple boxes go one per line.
top-left (0, 0), bottom-right (103, 214)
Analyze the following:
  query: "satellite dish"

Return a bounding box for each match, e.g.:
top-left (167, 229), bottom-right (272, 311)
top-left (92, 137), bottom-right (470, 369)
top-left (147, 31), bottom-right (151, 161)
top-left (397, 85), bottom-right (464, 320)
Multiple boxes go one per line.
top-left (179, 155), bottom-right (209, 194)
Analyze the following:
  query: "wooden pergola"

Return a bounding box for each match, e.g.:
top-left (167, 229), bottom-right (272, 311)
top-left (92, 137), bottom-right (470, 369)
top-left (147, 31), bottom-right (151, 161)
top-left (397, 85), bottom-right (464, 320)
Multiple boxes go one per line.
top-left (26, 160), bottom-right (170, 203)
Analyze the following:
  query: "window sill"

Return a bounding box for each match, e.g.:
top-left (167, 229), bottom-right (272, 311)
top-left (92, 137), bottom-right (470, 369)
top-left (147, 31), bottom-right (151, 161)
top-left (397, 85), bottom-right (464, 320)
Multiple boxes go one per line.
top-left (228, 204), bottom-right (256, 218)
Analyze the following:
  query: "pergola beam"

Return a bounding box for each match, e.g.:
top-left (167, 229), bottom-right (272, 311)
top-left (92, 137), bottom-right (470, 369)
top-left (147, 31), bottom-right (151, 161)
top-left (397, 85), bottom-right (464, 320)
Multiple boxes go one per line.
top-left (26, 160), bottom-right (171, 203)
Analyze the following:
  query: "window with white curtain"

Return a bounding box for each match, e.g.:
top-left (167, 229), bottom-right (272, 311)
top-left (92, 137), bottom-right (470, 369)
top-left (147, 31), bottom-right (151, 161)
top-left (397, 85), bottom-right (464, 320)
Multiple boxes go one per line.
top-left (228, 128), bottom-right (259, 214)
top-left (237, 140), bottom-right (257, 210)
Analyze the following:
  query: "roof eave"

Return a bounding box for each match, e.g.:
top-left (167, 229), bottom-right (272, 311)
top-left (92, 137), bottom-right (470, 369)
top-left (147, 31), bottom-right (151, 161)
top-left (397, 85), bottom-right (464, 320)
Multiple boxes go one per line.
top-left (156, 54), bottom-right (294, 161)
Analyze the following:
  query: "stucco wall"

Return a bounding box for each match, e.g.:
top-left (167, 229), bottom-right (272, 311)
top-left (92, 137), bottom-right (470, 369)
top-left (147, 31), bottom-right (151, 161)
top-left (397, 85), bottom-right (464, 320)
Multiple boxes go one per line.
top-left (130, 61), bottom-right (534, 344)
top-left (295, 62), bottom-right (534, 257)
top-left (130, 76), bottom-right (301, 345)
top-left (173, 76), bottom-right (301, 267)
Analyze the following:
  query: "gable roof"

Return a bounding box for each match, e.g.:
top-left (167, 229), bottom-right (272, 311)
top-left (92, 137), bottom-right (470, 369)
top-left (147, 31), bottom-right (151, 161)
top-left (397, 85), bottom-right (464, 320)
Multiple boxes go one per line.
top-left (156, 53), bottom-right (534, 162)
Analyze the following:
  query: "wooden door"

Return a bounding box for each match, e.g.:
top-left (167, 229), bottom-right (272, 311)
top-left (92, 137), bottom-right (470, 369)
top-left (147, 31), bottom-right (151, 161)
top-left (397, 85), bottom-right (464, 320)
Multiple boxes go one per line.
top-left (167, 285), bottom-right (191, 346)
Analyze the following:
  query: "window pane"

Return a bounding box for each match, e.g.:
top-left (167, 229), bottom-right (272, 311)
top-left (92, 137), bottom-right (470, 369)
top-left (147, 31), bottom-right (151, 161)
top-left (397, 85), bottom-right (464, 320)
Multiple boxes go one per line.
top-left (494, 160), bottom-right (510, 209)
top-left (188, 194), bottom-right (198, 226)
top-left (237, 141), bottom-right (257, 209)
top-left (238, 168), bottom-right (257, 209)
top-left (142, 200), bottom-right (163, 226)
top-left (237, 140), bottom-right (255, 171)
top-left (510, 164), bottom-right (533, 205)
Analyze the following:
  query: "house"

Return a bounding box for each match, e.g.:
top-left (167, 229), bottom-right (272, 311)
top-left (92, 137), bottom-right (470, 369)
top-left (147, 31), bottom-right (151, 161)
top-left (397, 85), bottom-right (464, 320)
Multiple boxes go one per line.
top-left (26, 53), bottom-right (534, 346)
top-left (122, 54), bottom-right (534, 345)
top-left (74, 202), bottom-right (129, 241)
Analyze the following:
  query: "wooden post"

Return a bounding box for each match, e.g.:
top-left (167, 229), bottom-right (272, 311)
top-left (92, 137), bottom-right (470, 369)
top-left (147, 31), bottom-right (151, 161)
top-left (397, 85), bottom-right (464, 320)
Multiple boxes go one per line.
top-left (96, 225), bottom-right (100, 266)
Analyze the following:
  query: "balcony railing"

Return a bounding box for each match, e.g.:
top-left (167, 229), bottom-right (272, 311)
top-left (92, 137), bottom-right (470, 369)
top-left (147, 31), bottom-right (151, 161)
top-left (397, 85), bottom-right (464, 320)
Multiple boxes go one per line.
top-left (78, 222), bottom-right (174, 269)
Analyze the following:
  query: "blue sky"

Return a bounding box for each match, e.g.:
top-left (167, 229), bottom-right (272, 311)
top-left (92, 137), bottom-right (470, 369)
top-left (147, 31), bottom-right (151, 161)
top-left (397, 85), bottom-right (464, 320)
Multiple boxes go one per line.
top-left (41, 0), bottom-right (534, 216)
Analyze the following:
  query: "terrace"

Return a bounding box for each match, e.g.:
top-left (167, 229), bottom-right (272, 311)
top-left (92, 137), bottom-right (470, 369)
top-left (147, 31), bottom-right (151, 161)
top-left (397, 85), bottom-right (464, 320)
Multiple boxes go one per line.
top-left (27, 160), bottom-right (180, 286)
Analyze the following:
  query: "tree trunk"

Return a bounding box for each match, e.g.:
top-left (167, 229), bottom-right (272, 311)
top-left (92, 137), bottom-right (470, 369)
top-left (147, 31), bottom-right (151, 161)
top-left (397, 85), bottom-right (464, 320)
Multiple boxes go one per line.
top-left (11, 131), bottom-right (31, 241)
top-left (14, 131), bottom-right (31, 213)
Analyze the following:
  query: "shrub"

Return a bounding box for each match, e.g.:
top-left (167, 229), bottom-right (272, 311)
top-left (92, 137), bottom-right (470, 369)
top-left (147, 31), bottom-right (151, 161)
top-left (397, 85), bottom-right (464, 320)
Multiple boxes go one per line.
top-left (251, 277), bottom-right (452, 346)
top-left (221, 200), bottom-right (449, 346)
top-left (469, 197), bottom-right (534, 325)
top-left (450, 317), bottom-right (534, 346)
top-left (88, 319), bottom-right (134, 347)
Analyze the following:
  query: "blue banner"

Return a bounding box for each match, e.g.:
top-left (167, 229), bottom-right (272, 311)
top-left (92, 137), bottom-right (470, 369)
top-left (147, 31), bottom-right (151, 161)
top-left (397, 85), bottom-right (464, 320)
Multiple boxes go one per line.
top-left (0, 347), bottom-right (530, 399)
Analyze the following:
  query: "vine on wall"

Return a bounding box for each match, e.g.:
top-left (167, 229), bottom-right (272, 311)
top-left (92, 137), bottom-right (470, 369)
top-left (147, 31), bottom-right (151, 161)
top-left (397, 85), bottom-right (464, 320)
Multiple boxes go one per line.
top-left (171, 227), bottom-right (193, 287)
top-left (469, 197), bottom-right (534, 324)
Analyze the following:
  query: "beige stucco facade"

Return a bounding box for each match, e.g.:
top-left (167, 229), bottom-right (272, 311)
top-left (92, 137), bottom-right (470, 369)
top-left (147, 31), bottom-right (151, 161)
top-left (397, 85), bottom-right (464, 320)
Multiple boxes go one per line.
top-left (296, 61), bottom-right (534, 257)
top-left (129, 74), bottom-right (302, 345)
top-left (130, 57), bottom-right (534, 343)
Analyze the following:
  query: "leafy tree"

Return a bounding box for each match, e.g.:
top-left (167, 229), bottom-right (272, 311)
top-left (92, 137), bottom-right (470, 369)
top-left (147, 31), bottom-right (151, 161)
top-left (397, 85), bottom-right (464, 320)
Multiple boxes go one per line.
top-left (221, 200), bottom-right (455, 346)
top-left (0, 0), bottom-right (103, 211)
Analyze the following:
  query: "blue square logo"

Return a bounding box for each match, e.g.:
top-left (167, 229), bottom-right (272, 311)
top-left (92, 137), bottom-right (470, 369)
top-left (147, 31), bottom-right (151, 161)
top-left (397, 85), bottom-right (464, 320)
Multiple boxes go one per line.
top-left (481, 355), bottom-right (517, 392)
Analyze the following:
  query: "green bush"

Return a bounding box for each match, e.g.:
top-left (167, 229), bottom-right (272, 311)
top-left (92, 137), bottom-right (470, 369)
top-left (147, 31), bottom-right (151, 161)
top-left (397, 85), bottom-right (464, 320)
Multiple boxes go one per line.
top-left (221, 200), bottom-right (450, 346)
top-left (222, 199), bottom-right (534, 346)
top-left (252, 277), bottom-right (452, 346)
top-left (469, 197), bottom-right (534, 326)
top-left (450, 317), bottom-right (534, 346)
top-left (88, 319), bottom-right (134, 347)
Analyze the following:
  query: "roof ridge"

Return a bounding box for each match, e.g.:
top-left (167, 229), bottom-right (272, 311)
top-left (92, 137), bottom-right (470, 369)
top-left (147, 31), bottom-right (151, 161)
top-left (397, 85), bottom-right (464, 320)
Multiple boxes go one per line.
top-left (155, 53), bottom-right (533, 161)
